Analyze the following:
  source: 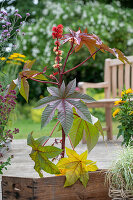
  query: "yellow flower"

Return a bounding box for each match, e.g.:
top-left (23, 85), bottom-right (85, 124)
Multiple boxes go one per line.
top-left (129, 111), bottom-right (133, 115)
top-left (6, 61), bottom-right (12, 64)
top-left (13, 62), bottom-right (22, 65)
top-left (121, 91), bottom-right (125, 96)
top-left (6, 60), bottom-right (22, 65)
top-left (15, 53), bottom-right (26, 58)
top-left (0, 57), bottom-right (6, 60)
top-left (18, 54), bottom-right (26, 58)
top-left (114, 99), bottom-right (125, 105)
top-left (121, 88), bottom-right (133, 96)
top-left (8, 56), bottom-right (14, 59)
top-left (113, 108), bottom-right (120, 118)
top-left (10, 54), bottom-right (18, 58)
top-left (14, 58), bottom-right (25, 62)
top-left (126, 88), bottom-right (133, 94)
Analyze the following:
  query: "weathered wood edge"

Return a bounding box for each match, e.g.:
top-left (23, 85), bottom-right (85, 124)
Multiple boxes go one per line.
top-left (2, 169), bottom-right (111, 200)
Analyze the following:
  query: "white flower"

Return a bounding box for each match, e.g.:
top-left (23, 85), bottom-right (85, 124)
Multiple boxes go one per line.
top-left (82, 10), bottom-right (87, 19)
top-left (28, 27), bottom-right (32, 31)
top-left (23, 46), bottom-right (27, 50)
top-left (90, 17), bottom-right (94, 23)
top-left (32, 48), bottom-right (40, 57)
top-left (127, 39), bottom-right (133, 46)
top-left (22, 39), bottom-right (26, 45)
top-left (75, 5), bottom-right (81, 14)
top-left (31, 36), bottom-right (38, 44)
top-left (42, 9), bottom-right (48, 16)
top-left (119, 22), bottom-right (124, 27)
top-left (111, 20), bottom-right (116, 26)
top-left (63, 14), bottom-right (68, 20)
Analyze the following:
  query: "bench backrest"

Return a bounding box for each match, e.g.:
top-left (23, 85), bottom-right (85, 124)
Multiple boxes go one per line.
top-left (104, 56), bottom-right (133, 98)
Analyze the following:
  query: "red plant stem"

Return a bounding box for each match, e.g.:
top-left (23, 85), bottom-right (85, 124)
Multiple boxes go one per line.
top-left (62, 48), bottom-right (101, 75)
top-left (30, 78), bottom-right (59, 86)
top-left (68, 135), bottom-right (74, 150)
top-left (59, 42), bottom-right (74, 85)
top-left (61, 127), bottom-right (65, 158)
top-left (70, 44), bottom-right (78, 55)
top-left (42, 121), bottom-right (60, 146)
top-left (62, 41), bottom-right (74, 73)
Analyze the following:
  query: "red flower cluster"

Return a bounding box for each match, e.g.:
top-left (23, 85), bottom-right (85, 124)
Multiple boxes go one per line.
top-left (52, 24), bottom-right (63, 39)
top-left (49, 71), bottom-right (59, 79)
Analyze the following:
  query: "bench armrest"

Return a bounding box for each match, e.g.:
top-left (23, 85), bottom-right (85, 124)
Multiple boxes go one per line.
top-left (78, 82), bottom-right (109, 89)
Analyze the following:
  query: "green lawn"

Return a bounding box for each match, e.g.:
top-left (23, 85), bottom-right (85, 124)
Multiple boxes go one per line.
top-left (10, 119), bottom-right (119, 139)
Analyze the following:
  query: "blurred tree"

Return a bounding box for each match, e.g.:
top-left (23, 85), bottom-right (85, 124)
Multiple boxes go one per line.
top-left (80, 0), bottom-right (133, 8)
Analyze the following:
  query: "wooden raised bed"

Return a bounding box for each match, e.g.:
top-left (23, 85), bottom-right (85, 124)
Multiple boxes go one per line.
top-left (2, 170), bottom-right (111, 200)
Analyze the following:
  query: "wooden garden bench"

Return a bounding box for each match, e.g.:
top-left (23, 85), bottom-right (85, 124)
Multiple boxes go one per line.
top-left (78, 56), bottom-right (133, 141)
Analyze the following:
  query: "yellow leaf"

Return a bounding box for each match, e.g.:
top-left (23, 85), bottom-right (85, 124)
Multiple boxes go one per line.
top-left (66, 147), bottom-right (80, 161)
top-left (86, 163), bottom-right (98, 171)
top-left (57, 148), bottom-right (98, 187)
top-left (79, 150), bottom-right (88, 161)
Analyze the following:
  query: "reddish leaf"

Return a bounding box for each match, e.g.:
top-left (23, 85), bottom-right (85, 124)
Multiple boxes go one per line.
top-left (63, 28), bottom-right (129, 63)
top-left (23, 59), bottom-right (36, 71)
top-left (19, 70), bottom-right (47, 81)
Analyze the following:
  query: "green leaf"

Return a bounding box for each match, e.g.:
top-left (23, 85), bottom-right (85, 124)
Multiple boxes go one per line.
top-left (64, 169), bottom-right (80, 187)
top-left (79, 171), bottom-right (89, 188)
top-left (69, 111), bottom-right (103, 151)
top-left (36, 136), bottom-right (49, 145)
top-left (19, 77), bottom-right (29, 102)
top-left (84, 120), bottom-right (99, 152)
top-left (30, 151), bottom-right (60, 176)
top-left (27, 133), bottom-right (62, 176)
top-left (68, 116), bottom-right (84, 147)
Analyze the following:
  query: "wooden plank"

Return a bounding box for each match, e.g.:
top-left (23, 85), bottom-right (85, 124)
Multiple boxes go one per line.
top-left (104, 59), bottom-right (111, 98)
top-left (78, 82), bottom-right (109, 89)
top-left (118, 64), bottom-right (123, 96)
top-left (125, 63), bottom-right (130, 89)
top-left (107, 56), bottom-right (133, 66)
top-left (105, 108), bottom-right (113, 140)
top-left (112, 65), bottom-right (117, 98)
top-left (2, 177), bottom-right (34, 200)
top-left (131, 64), bottom-right (133, 89)
top-left (2, 171), bottom-right (111, 200)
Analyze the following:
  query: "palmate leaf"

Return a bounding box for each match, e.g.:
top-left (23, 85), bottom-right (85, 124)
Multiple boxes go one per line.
top-left (7, 60), bottom-right (48, 102)
top-left (35, 79), bottom-right (95, 135)
top-left (19, 70), bottom-right (48, 81)
top-left (57, 148), bottom-right (98, 187)
top-left (27, 133), bottom-right (62, 177)
top-left (69, 110), bottom-right (103, 152)
top-left (70, 28), bottom-right (130, 64)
